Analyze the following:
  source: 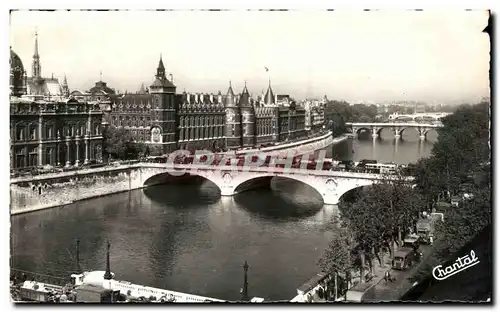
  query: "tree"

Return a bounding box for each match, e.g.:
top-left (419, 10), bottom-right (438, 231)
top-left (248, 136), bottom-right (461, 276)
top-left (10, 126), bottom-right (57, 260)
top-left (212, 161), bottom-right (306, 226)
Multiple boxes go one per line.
top-left (414, 102), bottom-right (490, 202)
top-left (318, 227), bottom-right (356, 301)
top-left (408, 101), bottom-right (491, 284)
top-left (434, 185), bottom-right (491, 260)
top-left (103, 126), bottom-right (143, 160)
top-left (338, 170), bottom-right (426, 279)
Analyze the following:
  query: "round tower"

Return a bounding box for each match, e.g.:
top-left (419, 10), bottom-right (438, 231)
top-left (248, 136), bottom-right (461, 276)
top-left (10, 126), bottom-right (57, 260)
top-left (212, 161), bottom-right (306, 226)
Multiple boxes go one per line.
top-left (224, 81), bottom-right (242, 150)
top-left (239, 81), bottom-right (255, 148)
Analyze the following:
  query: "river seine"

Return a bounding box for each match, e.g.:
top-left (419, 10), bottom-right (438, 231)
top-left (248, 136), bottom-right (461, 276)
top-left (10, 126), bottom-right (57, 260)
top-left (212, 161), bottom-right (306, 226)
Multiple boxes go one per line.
top-left (11, 128), bottom-right (438, 301)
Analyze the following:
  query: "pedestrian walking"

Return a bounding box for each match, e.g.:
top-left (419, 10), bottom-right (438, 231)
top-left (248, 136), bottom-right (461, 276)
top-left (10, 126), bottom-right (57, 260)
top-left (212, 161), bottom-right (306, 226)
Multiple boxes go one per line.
top-left (384, 271), bottom-right (389, 284)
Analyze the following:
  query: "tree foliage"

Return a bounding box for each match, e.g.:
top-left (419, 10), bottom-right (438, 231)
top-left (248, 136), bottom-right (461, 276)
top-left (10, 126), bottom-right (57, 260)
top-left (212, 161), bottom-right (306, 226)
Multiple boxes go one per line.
top-left (318, 228), bottom-right (356, 275)
top-left (413, 102), bottom-right (490, 201)
top-left (433, 185), bottom-right (491, 261)
top-left (409, 101), bottom-right (491, 282)
top-left (103, 126), bottom-right (145, 160)
top-left (340, 172), bottom-right (425, 249)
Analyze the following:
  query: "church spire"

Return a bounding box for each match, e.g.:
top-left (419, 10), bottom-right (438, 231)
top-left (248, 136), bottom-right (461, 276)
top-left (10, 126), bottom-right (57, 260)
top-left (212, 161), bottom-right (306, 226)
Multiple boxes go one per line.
top-left (32, 30), bottom-right (41, 79)
top-left (62, 74), bottom-right (69, 97)
top-left (156, 54), bottom-right (166, 80)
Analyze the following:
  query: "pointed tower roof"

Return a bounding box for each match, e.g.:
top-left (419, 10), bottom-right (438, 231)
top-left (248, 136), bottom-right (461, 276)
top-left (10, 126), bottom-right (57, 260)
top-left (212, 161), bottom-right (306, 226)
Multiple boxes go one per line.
top-left (227, 80), bottom-right (235, 97)
top-left (264, 79), bottom-right (275, 105)
top-left (151, 54), bottom-right (176, 90)
top-left (62, 74), bottom-right (68, 86)
top-left (239, 81), bottom-right (251, 106)
top-left (158, 54), bottom-right (165, 71)
top-left (34, 31), bottom-right (39, 57)
top-left (225, 80), bottom-right (235, 106)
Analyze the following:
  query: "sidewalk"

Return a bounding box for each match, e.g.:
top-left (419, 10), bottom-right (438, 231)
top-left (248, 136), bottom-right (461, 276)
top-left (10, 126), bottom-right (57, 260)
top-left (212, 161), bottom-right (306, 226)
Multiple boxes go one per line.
top-left (363, 245), bottom-right (432, 302)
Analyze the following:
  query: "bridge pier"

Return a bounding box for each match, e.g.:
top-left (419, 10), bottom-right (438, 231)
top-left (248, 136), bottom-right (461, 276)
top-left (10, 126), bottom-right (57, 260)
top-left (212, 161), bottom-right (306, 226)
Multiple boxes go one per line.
top-left (393, 128), bottom-right (401, 140)
top-left (371, 127), bottom-right (379, 139)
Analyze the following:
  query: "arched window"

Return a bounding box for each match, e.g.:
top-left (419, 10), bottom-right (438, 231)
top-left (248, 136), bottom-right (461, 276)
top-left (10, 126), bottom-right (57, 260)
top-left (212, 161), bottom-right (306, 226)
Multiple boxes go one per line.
top-left (190, 116), bottom-right (195, 127)
top-left (180, 116), bottom-right (184, 127)
top-left (184, 128), bottom-right (189, 141)
top-left (196, 116), bottom-right (200, 127)
top-left (29, 125), bottom-right (37, 140)
top-left (16, 126), bottom-right (25, 141)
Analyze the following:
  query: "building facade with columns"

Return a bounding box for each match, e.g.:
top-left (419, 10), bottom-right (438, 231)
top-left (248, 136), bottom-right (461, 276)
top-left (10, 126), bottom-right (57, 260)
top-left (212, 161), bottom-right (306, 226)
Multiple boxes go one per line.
top-left (9, 36), bottom-right (104, 172)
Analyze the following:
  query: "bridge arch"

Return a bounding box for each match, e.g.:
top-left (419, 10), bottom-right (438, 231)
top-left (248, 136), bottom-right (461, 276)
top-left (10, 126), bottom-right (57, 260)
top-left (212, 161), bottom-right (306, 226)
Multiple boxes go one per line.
top-left (421, 128), bottom-right (439, 139)
top-left (354, 127), bottom-right (372, 135)
top-left (141, 168), bottom-right (223, 194)
top-left (228, 172), bottom-right (380, 205)
top-left (398, 127), bottom-right (420, 137)
top-left (233, 175), bottom-right (324, 203)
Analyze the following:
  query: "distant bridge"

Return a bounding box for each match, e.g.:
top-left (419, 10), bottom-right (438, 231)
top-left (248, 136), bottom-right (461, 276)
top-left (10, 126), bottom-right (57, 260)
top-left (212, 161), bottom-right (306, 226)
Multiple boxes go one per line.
top-left (388, 112), bottom-right (452, 121)
top-left (345, 122), bottom-right (443, 140)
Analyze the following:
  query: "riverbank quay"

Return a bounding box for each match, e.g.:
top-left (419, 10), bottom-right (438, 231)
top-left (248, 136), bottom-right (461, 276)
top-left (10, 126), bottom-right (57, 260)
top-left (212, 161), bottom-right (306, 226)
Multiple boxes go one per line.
top-left (290, 256), bottom-right (391, 303)
top-left (10, 133), bottom-right (341, 216)
top-left (291, 244), bottom-right (433, 303)
top-left (363, 245), bottom-right (433, 302)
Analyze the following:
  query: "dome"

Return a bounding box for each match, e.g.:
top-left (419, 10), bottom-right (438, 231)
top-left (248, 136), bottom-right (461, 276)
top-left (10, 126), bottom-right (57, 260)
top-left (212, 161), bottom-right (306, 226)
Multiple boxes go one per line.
top-left (10, 49), bottom-right (25, 73)
top-left (10, 48), bottom-right (27, 96)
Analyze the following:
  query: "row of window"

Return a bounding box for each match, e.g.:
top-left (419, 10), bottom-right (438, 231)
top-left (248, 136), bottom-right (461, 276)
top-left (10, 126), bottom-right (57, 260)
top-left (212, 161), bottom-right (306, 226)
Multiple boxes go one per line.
top-left (11, 144), bottom-right (101, 168)
top-left (179, 126), bottom-right (224, 141)
top-left (179, 115), bottom-right (225, 127)
top-left (12, 124), bottom-right (101, 141)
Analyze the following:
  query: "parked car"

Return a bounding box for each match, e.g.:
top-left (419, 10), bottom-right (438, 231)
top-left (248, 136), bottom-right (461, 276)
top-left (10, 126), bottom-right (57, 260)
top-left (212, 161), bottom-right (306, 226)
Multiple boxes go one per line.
top-left (392, 248), bottom-right (415, 270)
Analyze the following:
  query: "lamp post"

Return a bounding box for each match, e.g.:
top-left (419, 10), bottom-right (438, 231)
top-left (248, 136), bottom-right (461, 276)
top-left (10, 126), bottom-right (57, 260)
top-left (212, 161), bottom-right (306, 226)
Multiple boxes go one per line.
top-left (103, 241), bottom-right (112, 280)
top-left (241, 261), bottom-right (249, 301)
top-left (75, 239), bottom-right (81, 274)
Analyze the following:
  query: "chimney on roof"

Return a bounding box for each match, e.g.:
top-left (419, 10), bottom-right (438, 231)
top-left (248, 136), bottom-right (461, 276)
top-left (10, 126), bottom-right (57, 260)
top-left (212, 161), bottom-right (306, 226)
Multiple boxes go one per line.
top-left (194, 93), bottom-right (199, 103)
top-left (200, 93), bottom-right (204, 103)
top-left (209, 93), bottom-right (214, 103)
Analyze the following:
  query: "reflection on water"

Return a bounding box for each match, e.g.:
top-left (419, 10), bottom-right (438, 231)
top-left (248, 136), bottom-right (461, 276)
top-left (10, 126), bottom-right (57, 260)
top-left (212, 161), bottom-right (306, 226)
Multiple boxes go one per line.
top-left (11, 180), bottom-right (337, 301)
top-left (350, 127), bottom-right (437, 164)
top-left (10, 136), bottom-right (434, 301)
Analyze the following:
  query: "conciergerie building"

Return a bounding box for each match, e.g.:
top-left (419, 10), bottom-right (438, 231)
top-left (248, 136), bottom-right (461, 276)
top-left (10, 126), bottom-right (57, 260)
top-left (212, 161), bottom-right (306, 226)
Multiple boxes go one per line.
top-left (86, 56), bottom-right (326, 156)
top-left (10, 33), bottom-right (327, 166)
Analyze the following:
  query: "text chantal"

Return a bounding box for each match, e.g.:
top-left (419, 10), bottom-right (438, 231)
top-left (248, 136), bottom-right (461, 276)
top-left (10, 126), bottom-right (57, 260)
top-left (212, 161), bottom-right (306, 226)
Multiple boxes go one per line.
top-left (432, 250), bottom-right (480, 281)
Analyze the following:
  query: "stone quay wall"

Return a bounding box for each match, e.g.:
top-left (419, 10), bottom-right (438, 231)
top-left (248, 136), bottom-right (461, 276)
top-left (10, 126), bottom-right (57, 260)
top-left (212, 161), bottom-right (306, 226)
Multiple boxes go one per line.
top-left (10, 167), bottom-right (144, 215)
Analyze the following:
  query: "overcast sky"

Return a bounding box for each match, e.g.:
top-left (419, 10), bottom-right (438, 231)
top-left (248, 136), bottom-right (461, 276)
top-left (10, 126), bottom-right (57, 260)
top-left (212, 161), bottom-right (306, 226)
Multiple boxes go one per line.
top-left (9, 10), bottom-right (489, 104)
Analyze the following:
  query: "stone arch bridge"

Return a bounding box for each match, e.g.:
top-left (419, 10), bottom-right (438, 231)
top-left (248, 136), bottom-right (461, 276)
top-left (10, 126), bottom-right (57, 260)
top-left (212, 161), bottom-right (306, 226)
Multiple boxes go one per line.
top-left (10, 163), bottom-right (414, 213)
top-left (345, 122), bottom-right (443, 140)
top-left (139, 163), bottom-right (410, 205)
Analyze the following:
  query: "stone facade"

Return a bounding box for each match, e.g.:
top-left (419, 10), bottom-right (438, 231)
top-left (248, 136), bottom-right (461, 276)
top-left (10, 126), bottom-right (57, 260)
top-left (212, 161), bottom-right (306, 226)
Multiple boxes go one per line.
top-left (81, 57), bottom-right (325, 155)
top-left (10, 96), bottom-right (104, 170)
top-left (9, 43), bottom-right (104, 172)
